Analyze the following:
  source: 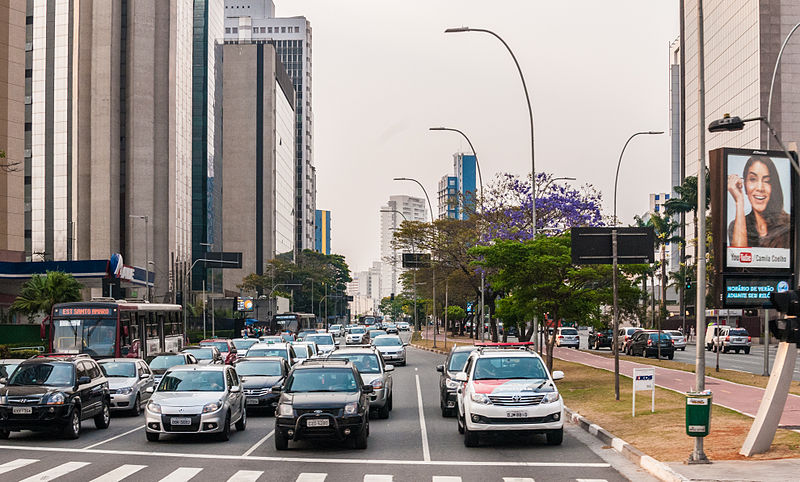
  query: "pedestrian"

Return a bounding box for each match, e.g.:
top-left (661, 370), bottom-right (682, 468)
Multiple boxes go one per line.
top-left (689, 326), bottom-right (695, 342)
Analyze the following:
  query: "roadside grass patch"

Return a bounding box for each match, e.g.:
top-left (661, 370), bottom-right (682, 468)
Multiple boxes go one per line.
top-left (555, 358), bottom-right (800, 461)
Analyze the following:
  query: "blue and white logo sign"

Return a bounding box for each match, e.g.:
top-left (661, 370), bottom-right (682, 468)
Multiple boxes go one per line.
top-left (108, 253), bottom-right (124, 278)
top-left (777, 280), bottom-right (790, 293)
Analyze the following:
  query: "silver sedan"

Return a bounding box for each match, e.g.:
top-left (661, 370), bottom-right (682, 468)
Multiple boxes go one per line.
top-left (98, 358), bottom-right (155, 415)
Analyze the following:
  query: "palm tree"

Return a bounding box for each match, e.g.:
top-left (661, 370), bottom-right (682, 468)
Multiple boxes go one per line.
top-left (11, 271), bottom-right (83, 319)
top-left (650, 212), bottom-right (683, 320)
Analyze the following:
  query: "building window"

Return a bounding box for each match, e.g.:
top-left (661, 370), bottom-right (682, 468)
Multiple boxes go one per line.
top-left (268, 27), bottom-right (272, 33)
top-left (281, 27), bottom-right (286, 33)
top-left (655, 194), bottom-right (660, 200)
top-left (225, 27), bottom-right (230, 34)
top-left (294, 27), bottom-right (300, 33)
top-left (665, 194), bottom-right (670, 199)
top-left (232, 27), bottom-right (238, 34)
top-left (655, 205), bottom-right (660, 212)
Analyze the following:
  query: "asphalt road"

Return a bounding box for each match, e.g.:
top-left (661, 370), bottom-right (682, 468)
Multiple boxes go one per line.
top-left (0, 332), bottom-right (648, 482)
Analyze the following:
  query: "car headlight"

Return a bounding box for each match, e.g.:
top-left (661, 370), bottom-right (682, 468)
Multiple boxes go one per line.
top-left (147, 402), bottom-right (162, 414)
top-left (45, 392), bottom-right (66, 405)
top-left (371, 379), bottom-right (383, 390)
top-left (278, 403), bottom-right (293, 416)
top-left (116, 387), bottom-right (133, 395)
top-left (470, 393), bottom-right (492, 405)
top-left (542, 392), bottom-right (561, 404)
top-left (344, 402), bottom-right (357, 415)
top-left (445, 378), bottom-right (460, 389)
top-left (202, 402), bottom-right (221, 413)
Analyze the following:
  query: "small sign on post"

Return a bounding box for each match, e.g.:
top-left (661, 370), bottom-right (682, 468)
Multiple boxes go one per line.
top-left (633, 367), bottom-right (655, 417)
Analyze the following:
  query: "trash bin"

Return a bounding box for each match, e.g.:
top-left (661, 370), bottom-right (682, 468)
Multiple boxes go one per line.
top-left (685, 390), bottom-right (712, 437)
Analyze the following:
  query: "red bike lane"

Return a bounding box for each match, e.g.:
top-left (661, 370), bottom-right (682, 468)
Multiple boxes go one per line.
top-left (554, 347), bottom-right (800, 427)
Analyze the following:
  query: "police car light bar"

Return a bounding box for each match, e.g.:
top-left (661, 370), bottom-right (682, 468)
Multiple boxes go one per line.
top-left (474, 342), bottom-right (534, 347)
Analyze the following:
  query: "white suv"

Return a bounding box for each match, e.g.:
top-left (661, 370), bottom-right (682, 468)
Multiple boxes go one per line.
top-left (455, 344), bottom-right (564, 447)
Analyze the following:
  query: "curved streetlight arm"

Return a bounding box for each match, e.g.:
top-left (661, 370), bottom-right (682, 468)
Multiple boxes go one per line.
top-left (613, 131), bottom-right (664, 226)
top-left (767, 22), bottom-right (800, 149)
top-left (429, 127), bottom-right (484, 199)
top-left (393, 177), bottom-right (434, 222)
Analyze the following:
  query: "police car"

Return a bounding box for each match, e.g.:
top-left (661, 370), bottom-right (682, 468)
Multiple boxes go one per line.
top-left (455, 342), bottom-right (564, 447)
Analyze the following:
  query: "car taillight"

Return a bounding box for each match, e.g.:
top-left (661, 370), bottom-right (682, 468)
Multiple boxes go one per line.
top-left (647, 339), bottom-right (652, 346)
top-left (558, 335), bottom-right (564, 339)
top-left (726, 336), bottom-right (730, 341)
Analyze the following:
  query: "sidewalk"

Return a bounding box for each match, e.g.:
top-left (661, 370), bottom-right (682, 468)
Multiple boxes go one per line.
top-left (554, 347), bottom-right (800, 427)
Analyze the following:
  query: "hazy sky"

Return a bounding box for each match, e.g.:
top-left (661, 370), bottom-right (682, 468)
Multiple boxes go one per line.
top-left (275, 0), bottom-right (681, 273)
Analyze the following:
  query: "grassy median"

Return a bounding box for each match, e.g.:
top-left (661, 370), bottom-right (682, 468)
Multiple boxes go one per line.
top-left (555, 358), bottom-right (800, 461)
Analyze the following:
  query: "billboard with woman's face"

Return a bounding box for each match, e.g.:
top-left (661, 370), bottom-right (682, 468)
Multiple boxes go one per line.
top-left (725, 152), bottom-right (792, 269)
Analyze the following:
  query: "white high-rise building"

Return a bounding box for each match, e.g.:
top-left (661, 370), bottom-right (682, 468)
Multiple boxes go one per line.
top-left (224, 0), bottom-right (315, 252)
top-left (380, 195), bottom-right (427, 299)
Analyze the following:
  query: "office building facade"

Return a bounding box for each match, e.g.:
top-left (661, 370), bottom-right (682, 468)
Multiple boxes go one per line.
top-left (437, 153), bottom-right (477, 220)
top-left (224, 0), bottom-right (315, 253)
top-left (380, 195), bottom-right (427, 299)
top-left (315, 209), bottom-right (330, 255)
top-left (220, 42), bottom-right (295, 295)
top-left (438, 176), bottom-right (458, 219)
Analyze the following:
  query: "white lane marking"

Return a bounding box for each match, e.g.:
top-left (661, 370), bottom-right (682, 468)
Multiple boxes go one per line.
top-left (576, 479), bottom-right (608, 482)
top-left (158, 467), bottom-right (204, 482)
top-left (89, 464), bottom-right (147, 482)
top-left (82, 425), bottom-right (145, 450)
top-left (503, 479), bottom-right (534, 482)
top-left (0, 444), bottom-right (611, 467)
top-left (227, 470), bottom-right (264, 482)
top-left (242, 430), bottom-right (275, 456)
top-left (363, 476), bottom-right (393, 482)
top-left (296, 474), bottom-right (327, 482)
top-left (415, 373), bottom-right (431, 462)
top-left (431, 477), bottom-right (461, 482)
top-left (19, 461), bottom-right (91, 482)
top-left (0, 458), bottom-right (38, 475)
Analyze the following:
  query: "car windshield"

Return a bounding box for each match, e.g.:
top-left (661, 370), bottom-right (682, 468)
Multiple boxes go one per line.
top-left (285, 368), bottom-right (359, 392)
top-left (260, 337), bottom-right (282, 344)
top-left (8, 363), bottom-right (74, 386)
top-left (373, 337), bottom-right (402, 347)
top-left (330, 325), bottom-right (341, 331)
top-left (147, 355), bottom-right (186, 370)
top-left (368, 330), bottom-right (387, 338)
top-left (304, 334), bottom-right (334, 345)
top-left (200, 341), bottom-right (229, 353)
top-left (158, 370), bottom-right (225, 392)
top-left (293, 346), bottom-right (310, 358)
top-left (247, 348), bottom-right (288, 360)
top-left (448, 351), bottom-right (472, 372)
top-left (328, 354), bottom-right (381, 374)
top-left (232, 339), bottom-right (259, 351)
top-left (51, 317), bottom-right (117, 357)
top-left (184, 348), bottom-right (215, 360)
top-left (350, 327), bottom-right (365, 334)
top-left (0, 362), bottom-right (20, 379)
top-left (280, 334), bottom-right (294, 342)
top-left (648, 333), bottom-right (672, 340)
top-left (99, 362), bottom-right (136, 378)
top-left (560, 328), bottom-right (578, 335)
top-left (667, 331), bottom-right (683, 337)
top-left (729, 329), bottom-right (749, 336)
top-left (473, 357), bottom-right (548, 381)
top-left (235, 361), bottom-right (283, 377)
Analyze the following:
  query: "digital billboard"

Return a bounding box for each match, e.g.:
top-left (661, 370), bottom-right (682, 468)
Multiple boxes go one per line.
top-left (722, 275), bottom-right (792, 308)
top-left (236, 297), bottom-right (254, 312)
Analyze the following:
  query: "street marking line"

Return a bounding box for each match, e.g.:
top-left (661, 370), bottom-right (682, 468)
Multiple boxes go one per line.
top-left (363, 475), bottom-right (393, 481)
top-left (0, 458), bottom-right (38, 475)
top-left (19, 461), bottom-right (91, 482)
top-left (0, 445), bottom-right (612, 468)
top-left (432, 477), bottom-right (461, 482)
top-left (159, 467), bottom-right (204, 482)
top-left (227, 470), bottom-right (264, 482)
top-left (242, 430), bottom-right (275, 456)
top-left (415, 373), bottom-right (431, 462)
top-left (296, 474), bottom-right (327, 482)
top-left (503, 479), bottom-right (534, 482)
top-left (576, 479), bottom-right (608, 482)
top-left (82, 425), bottom-right (145, 450)
top-left (89, 464), bottom-right (148, 482)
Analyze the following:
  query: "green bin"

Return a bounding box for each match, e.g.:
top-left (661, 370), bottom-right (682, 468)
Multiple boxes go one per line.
top-left (685, 391), bottom-right (712, 437)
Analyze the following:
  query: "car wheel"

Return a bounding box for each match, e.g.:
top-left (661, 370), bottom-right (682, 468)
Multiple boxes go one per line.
top-left (0, 429), bottom-right (9, 439)
top-left (457, 413), bottom-right (465, 434)
top-left (378, 401), bottom-right (390, 419)
top-left (441, 404), bottom-right (450, 417)
top-left (146, 431), bottom-right (159, 442)
top-left (744, 347), bottom-right (750, 355)
top-left (668, 354), bottom-right (674, 360)
top-left (217, 412), bottom-right (231, 441)
top-left (130, 394), bottom-right (142, 416)
top-left (546, 428), bottom-right (564, 445)
top-left (94, 401), bottom-right (111, 429)
top-left (274, 429), bottom-right (289, 450)
top-left (463, 424), bottom-right (479, 447)
top-left (63, 408), bottom-right (81, 439)
top-left (388, 393), bottom-right (393, 412)
top-left (354, 421), bottom-right (368, 449)
top-left (681, 347), bottom-right (686, 351)
top-left (235, 406), bottom-right (247, 431)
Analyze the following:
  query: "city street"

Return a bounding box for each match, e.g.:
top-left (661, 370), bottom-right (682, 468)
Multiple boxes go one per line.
top-left (0, 339), bottom-right (647, 482)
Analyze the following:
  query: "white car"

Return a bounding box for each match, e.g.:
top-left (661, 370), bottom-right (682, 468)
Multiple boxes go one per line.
top-left (346, 326), bottom-right (367, 345)
top-left (302, 333), bottom-right (337, 355)
top-left (328, 324), bottom-right (345, 338)
top-left (555, 327), bottom-right (579, 348)
top-left (665, 330), bottom-right (686, 351)
top-left (455, 344), bottom-right (564, 447)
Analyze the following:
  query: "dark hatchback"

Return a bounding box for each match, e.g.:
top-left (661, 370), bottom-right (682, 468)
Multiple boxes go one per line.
top-left (0, 355), bottom-right (111, 439)
top-left (234, 357), bottom-right (290, 413)
top-left (588, 329), bottom-right (614, 350)
top-left (436, 345), bottom-right (476, 417)
top-left (629, 331), bottom-right (674, 359)
top-left (273, 359), bottom-right (372, 450)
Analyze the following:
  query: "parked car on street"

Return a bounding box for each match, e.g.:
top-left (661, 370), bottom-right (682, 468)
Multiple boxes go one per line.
top-left (326, 346), bottom-right (394, 418)
top-left (665, 330), bottom-right (687, 351)
top-left (98, 358), bottom-right (155, 415)
top-left (627, 330), bottom-right (674, 359)
top-left (555, 327), bottom-right (580, 348)
top-left (588, 329), bottom-right (614, 350)
top-left (233, 357), bottom-right (290, 413)
top-left (436, 345), bottom-right (477, 417)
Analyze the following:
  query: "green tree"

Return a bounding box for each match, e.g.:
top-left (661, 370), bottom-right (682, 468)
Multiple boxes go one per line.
top-left (11, 271), bottom-right (83, 318)
top-left (634, 212), bottom-right (683, 323)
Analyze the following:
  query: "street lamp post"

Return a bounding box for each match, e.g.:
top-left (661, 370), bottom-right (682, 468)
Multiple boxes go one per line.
top-left (129, 215), bottom-right (150, 302)
top-left (612, 131), bottom-right (664, 401)
top-left (766, 22), bottom-right (800, 150)
top-left (394, 177), bottom-right (437, 347)
top-left (182, 258), bottom-right (239, 342)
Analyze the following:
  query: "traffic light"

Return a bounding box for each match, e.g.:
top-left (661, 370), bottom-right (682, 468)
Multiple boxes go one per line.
top-left (685, 278), bottom-right (693, 290)
top-left (769, 290), bottom-right (800, 343)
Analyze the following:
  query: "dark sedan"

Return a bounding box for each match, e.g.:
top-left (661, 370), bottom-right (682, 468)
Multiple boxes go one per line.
top-left (588, 329), bottom-right (614, 350)
top-left (234, 357), bottom-right (290, 413)
top-left (628, 331), bottom-right (674, 359)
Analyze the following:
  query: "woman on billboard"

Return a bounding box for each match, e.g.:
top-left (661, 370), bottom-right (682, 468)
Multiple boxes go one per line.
top-left (728, 155), bottom-right (790, 248)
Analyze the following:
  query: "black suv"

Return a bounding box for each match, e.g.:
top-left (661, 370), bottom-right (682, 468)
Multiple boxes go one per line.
top-left (436, 345), bottom-right (476, 417)
top-left (0, 355), bottom-right (111, 439)
top-left (588, 329), bottom-right (614, 350)
top-left (273, 358), bottom-right (372, 450)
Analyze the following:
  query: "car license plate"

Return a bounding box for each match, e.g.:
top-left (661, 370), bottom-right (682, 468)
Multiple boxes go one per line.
top-left (306, 418), bottom-right (329, 427)
top-left (506, 411), bottom-right (527, 418)
top-left (12, 407), bottom-right (32, 415)
top-left (246, 398), bottom-right (260, 405)
top-left (170, 417), bottom-right (192, 426)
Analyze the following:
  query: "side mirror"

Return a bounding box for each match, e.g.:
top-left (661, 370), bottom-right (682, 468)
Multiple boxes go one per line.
top-left (552, 370), bottom-right (565, 381)
top-left (435, 365), bottom-right (444, 373)
top-left (0, 378), bottom-right (7, 385)
top-left (77, 376), bottom-right (91, 385)
top-left (271, 385), bottom-right (282, 393)
top-left (362, 385), bottom-right (374, 394)
top-left (230, 385), bottom-right (241, 393)
top-left (403, 343), bottom-right (409, 347)
top-left (145, 386), bottom-right (154, 394)
top-left (385, 365), bottom-right (394, 372)
top-left (454, 372), bottom-right (467, 382)
top-left (140, 373), bottom-right (150, 379)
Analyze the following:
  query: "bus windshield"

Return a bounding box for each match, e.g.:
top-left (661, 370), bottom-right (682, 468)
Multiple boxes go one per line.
top-left (52, 317), bottom-right (117, 357)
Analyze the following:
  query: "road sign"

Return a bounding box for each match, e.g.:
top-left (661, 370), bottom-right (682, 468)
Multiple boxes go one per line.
top-left (632, 367), bottom-right (655, 416)
top-left (402, 253), bottom-right (431, 268)
top-left (571, 227), bottom-right (655, 265)
top-left (195, 251), bottom-right (242, 269)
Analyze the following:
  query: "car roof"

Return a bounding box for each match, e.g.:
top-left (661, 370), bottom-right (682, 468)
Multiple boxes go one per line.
top-left (167, 364), bottom-right (227, 372)
top-left (234, 356), bottom-right (285, 363)
top-left (0, 359), bottom-right (27, 363)
top-left (471, 349), bottom-right (543, 360)
top-left (330, 347), bottom-right (377, 355)
top-left (373, 334), bottom-right (400, 339)
top-left (98, 358), bottom-right (141, 363)
top-left (149, 352), bottom-right (184, 357)
top-left (200, 339), bottom-right (230, 342)
top-left (251, 342), bottom-right (290, 348)
top-left (450, 345), bottom-right (477, 353)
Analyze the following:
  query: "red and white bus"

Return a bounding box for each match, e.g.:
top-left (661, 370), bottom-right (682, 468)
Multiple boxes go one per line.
top-left (47, 300), bottom-right (184, 359)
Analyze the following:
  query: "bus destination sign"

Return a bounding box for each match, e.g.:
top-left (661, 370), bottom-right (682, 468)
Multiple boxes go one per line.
top-left (55, 307), bottom-right (115, 316)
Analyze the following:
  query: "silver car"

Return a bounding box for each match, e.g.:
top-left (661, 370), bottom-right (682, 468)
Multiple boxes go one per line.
top-left (665, 330), bottom-right (687, 351)
top-left (291, 341), bottom-right (319, 361)
top-left (98, 358), bottom-right (155, 415)
top-left (372, 335), bottom-right (407, 366)
top-left (144, 365), bottom-right (246, 442)
top-left (327, 347), bottom-right (394, 419)
top-left (302, 333), bottom-right (337, 355)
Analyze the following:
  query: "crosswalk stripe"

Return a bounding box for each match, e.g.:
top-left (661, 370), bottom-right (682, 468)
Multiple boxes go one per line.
top-left (227, 470), bottom-right (264, 482)
top-left (158, 467), bottom-right (204, 482)
top-left (89, 464), bottom-right (148, 482)
top-left (364, 476), bottom-right (393, 482)
top-left (296, 474), bottom-right (327, 482)
top-left (503, 479), bottom-right (534, 482)
top-left (0, 459), bottom-right (38, 476)
top-left (18, 461), bottom-right (91, 482)
top-left (431, 477), bottom-right (462, 482)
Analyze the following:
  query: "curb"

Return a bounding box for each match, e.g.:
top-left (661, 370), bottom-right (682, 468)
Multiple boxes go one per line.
top-left (565, 406), bottom-right (688, 482)
top-left (409, 343), bottom-right (449, 355)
